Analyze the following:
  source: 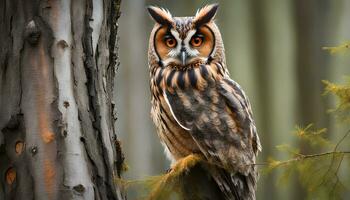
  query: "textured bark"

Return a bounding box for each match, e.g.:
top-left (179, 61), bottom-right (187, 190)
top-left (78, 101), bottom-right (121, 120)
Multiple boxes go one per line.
top-left (0, 0), bottom-right (124, 200)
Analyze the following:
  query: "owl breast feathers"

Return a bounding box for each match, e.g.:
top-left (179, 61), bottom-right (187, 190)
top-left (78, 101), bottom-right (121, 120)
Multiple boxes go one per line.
top-left (147, 4), bottom-right (261, 200)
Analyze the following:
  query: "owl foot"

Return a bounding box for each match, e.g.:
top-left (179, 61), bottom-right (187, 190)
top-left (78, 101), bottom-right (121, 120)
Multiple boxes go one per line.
top-left (147, 154), bottom-right (203, 200)
top-left (168, 154), bottom-right (202, 177)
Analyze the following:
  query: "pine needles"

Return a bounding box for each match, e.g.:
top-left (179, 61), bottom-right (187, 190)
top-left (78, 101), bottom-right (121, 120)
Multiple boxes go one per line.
top-left (264, 77), bottom-right (350, 200)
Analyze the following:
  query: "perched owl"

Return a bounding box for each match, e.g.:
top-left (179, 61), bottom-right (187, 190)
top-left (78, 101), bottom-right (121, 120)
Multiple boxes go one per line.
top-left (147, 4), bottom-right (261, 200)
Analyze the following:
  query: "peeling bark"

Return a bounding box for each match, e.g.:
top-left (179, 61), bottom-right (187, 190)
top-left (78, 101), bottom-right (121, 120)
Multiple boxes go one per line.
top-left (0, 0), bottom-right (124, 199)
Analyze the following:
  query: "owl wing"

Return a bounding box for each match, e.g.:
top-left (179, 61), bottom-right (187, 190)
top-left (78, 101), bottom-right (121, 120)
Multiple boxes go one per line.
top-left (163, 77), bottom-right (261, 175)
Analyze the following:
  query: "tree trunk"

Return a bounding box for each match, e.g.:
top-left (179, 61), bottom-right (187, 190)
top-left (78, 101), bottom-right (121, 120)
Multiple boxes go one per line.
top-left (0, 0), bottom-right (124, 199)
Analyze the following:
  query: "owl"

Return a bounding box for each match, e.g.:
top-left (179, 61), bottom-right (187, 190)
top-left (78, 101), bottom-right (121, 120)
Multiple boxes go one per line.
top-left (147, 4), bottom-right (261, 200)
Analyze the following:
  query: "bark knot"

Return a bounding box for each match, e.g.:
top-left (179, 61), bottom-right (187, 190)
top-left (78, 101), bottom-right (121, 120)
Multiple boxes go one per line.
top-left (30, 146), bottom-right (38, 156)
top-left (5, 167), bottom-right (16, 185)
top-left (73, 184), bottom-right (85, 194)
top-left (15, 141), bottom-right (25, 155)
top-left (57, 40), bottom-right (69, 49)
top-left (24, 20), bottom-right (41, 45)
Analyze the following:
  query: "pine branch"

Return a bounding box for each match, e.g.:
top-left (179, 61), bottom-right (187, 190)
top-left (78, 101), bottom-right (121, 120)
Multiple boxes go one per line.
top-left (252, 151), bottom-right (350, 167)
top-left (278, 151), bottom-right (349, 165)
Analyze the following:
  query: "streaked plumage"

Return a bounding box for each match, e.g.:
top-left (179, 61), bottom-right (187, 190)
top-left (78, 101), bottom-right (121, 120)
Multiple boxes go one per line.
top-left (147, 4), bottom-right (261, 200)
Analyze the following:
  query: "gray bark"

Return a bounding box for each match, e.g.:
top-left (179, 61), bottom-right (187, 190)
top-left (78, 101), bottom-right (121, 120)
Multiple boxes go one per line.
top-left (0, 0), bottom-right (124, 199)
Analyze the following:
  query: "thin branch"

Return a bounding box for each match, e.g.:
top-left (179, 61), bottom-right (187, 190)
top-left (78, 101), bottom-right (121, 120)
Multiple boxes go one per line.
top-left (329, 154), bottom-right (344, 199)
top-left (276, 151), bottom-right (350, 166)
top-left (253, 162), bottom-right (269, 166)
top-left (266, 129), bottom-right (350, 168)
top-left (334, 129), bottom-right (350, 151)
top-left (251, 151), bottom-right (350, 167)
top-left (318, 129), bottom-right (350, 187)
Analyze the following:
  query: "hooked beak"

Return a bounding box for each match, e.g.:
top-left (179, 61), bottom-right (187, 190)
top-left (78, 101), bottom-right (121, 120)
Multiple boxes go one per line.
top-left (179, 49), bottom-right (188, 66)
top-left (181, 51), bottom-right (186, 66)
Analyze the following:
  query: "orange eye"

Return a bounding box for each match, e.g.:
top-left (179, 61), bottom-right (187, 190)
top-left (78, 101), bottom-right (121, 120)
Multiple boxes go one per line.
top-left (165, 38), bottom-right (177, 48)
top-left (191, 36), bottom-right (203, 47)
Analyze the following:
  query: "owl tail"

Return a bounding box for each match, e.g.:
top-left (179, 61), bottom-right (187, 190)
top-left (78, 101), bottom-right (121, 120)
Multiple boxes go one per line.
top-left (209, 166), bottom-right (258, 200)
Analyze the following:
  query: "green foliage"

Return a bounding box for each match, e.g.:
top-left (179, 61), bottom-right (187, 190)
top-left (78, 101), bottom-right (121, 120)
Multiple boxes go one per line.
top-left (266, 127), bottom-right (349, 199)
top-left (323, 79), bottom-right (350, 123)
top-left (266, 78), bottom-right (350, 200)
top-left (295, 124), bottom-right (331, 148)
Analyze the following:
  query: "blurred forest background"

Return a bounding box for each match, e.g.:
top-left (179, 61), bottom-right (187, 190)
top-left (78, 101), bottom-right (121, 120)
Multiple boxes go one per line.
top-left (114, 0), bottom-right (350, 199)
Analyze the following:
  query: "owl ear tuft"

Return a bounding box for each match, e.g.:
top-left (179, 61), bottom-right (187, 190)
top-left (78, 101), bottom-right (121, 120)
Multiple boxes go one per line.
top-left (193, 4), bottom-right (219, 27)
top-left (147, 6), bottom-right (174, 26)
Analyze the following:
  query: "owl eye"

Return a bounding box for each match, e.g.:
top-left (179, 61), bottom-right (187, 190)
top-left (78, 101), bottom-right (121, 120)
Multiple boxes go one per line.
top-left (190, 34), bottom-right (204, 47)
top-left (164, 35), bottom-right (177, 48)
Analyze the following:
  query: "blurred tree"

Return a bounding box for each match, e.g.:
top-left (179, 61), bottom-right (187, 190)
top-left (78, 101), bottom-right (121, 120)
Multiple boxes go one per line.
top-left (249, 1), bottom-right (276, 199)
top-left (116, 0), bottom-right (168, 199)
top-left (294, 0), bottom-right (333, 198)
top-left (0, 0), bottom-right (124, 199)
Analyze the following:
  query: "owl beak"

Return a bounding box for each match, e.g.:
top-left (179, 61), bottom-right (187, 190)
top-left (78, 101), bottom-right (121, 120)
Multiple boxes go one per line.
top-left (181, 51), bottom-right (187, 66)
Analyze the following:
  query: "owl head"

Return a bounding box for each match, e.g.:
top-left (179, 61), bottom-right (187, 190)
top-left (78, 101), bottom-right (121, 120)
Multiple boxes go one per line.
top-left (148, 4), bottom-right (225, 69)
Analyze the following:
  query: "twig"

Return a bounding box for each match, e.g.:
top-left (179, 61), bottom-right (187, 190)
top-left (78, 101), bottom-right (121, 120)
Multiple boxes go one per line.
top-left (329, 154), bottom-right (344, 199)
top-left (334, 129), bottom-right (350, 151)
top-left (266, 151), bottom-right (350, 168)
top-left (249, 150), bottom-right (350, 167)
top-left (318, 129), bottom-right (350, 187)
